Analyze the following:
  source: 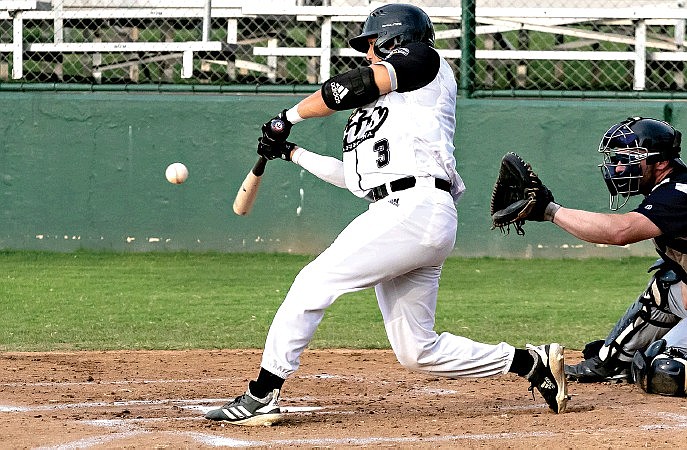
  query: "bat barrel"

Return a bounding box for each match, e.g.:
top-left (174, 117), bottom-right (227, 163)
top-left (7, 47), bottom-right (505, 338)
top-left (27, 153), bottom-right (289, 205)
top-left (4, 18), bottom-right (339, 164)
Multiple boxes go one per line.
top-left (233, 156), bottom-right (267, 216)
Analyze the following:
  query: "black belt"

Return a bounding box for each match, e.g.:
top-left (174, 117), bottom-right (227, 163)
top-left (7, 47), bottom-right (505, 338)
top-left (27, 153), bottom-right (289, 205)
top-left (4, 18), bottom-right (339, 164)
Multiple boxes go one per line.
top-left (366, 177), bottom-right (451, 202)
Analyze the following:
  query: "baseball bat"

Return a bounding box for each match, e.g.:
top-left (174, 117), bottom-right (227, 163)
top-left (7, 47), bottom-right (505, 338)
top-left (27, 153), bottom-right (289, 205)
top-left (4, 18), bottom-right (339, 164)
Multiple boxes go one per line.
top-left (232, 117), bottom-right (289, 216)
top-left (232, 156), bottom-right (268, 216)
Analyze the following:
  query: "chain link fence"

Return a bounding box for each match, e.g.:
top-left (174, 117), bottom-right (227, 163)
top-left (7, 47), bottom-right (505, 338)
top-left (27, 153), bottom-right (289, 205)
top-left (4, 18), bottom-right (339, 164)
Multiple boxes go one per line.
top-left (1, 0), bottom-right (685, 92)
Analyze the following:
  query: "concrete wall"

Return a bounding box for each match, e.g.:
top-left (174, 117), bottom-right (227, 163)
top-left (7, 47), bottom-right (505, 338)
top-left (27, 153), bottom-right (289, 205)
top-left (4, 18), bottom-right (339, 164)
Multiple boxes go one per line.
top-left (0, 91), bottom-right (679, 257)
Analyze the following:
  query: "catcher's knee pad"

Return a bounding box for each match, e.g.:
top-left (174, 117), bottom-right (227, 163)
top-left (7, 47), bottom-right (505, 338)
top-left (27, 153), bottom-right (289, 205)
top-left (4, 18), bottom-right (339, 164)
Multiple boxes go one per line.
top-left (632, 339), bottom-right (687, 396)
top-left (598, 267), bottom-right (681, 364)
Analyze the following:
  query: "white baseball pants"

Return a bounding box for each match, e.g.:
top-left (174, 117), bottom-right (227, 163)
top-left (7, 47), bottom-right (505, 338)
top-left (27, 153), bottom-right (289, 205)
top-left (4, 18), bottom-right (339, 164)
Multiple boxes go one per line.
top-left (661, 281), bottom-right (687, 347)
top-left (260, 185), bottom-right (515, 380)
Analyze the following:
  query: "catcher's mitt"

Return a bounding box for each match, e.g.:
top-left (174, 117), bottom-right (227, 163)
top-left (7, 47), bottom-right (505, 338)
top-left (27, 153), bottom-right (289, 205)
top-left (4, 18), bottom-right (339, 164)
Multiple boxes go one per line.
top-left (490, 152), bottom-right (554, 235)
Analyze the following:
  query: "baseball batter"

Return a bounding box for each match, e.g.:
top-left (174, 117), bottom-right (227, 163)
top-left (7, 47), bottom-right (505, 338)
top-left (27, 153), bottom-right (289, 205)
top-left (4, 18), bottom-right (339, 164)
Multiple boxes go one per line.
top-left (205, 4), bottom-right (567, 425)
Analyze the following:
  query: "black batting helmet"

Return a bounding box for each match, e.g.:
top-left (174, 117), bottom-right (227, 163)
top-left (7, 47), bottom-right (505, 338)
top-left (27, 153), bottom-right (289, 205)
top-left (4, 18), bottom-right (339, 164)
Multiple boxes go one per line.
top-left (349, 4), bottom-right (435, 59)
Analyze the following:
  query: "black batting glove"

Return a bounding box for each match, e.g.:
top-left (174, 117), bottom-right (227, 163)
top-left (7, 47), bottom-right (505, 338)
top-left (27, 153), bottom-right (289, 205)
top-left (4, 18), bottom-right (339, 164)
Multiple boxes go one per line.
top-left (257, 136), bottom-right (296, 161)
top-left (261, 109), bottom-right (293, 143)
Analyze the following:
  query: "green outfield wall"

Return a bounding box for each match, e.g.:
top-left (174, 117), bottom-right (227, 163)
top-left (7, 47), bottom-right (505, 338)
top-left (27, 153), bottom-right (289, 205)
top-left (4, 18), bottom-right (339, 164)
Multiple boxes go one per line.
top-left (0, 91), bottom-right (680, 257)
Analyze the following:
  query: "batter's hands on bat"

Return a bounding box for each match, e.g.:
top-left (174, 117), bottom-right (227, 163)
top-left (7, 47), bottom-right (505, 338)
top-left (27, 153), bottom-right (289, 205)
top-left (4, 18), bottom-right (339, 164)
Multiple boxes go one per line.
top-left (257, 136), bottom-right (296, 161)
top-left (261, 109), bottom-right (293, 143)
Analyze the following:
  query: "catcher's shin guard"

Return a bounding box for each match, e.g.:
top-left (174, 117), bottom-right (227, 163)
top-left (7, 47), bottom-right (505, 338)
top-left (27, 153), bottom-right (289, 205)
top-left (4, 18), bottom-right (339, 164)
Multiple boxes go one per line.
top-left (599, 267), bottom-right (681, 364)
top-left (567, 267), bottom-right (681, 382)
top-left (632, 339), bottom-right (687, 396)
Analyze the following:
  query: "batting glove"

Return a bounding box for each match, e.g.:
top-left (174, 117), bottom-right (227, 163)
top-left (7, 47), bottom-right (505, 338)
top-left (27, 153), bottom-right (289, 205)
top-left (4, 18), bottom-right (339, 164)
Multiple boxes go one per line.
top-left (257, 137), bottom-right (296, 161)
top-left (261, 109), bottom-right (293, 143)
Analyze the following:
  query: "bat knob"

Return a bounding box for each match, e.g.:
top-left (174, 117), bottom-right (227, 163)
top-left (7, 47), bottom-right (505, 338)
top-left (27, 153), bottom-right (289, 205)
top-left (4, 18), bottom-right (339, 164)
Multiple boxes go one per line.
top-left (271, 119), bottom-right (288, 135)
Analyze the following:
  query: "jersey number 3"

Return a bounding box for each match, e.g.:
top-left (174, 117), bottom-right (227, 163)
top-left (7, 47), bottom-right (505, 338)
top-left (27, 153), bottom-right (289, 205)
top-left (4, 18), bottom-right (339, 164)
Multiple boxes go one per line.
top-left (374, 139), bottom-right (390, 168)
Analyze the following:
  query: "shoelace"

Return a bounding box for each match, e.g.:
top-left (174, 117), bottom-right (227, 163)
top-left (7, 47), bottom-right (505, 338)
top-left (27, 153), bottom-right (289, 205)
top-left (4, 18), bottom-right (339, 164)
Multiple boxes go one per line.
top-left (527, 383), bottom-right (536, 401)
top-left (224, 393), bottom-right (247, 408)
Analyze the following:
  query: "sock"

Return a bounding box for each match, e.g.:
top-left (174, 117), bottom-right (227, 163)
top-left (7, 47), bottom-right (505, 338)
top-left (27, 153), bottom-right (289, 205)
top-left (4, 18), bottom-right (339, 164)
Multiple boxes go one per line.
top-left (249, 368), bottom-right (285, 398)
top-left (509, 348), bottom-right (536, 377)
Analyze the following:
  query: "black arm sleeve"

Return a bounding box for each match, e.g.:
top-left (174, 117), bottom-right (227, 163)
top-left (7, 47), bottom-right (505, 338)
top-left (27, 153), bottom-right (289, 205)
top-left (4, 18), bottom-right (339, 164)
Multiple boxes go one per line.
top-left (321, 67), bottom-right (380, 111)
top-left (384, 42), bottom-right (441, 93)
top-left (320, 42), bottom-right (440, 110)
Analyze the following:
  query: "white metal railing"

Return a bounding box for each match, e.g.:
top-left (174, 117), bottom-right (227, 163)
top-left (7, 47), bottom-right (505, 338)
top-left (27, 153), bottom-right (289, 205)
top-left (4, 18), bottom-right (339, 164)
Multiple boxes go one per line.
top-left (0, 2), bottom-right (686, 90)
top-left (244, 5), bottom-right (687, 90)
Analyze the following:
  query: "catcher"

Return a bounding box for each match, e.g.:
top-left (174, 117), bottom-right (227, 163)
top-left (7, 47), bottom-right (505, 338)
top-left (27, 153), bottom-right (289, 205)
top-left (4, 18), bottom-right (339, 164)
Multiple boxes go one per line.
top-left (491, 117), bottom-right (687, 396)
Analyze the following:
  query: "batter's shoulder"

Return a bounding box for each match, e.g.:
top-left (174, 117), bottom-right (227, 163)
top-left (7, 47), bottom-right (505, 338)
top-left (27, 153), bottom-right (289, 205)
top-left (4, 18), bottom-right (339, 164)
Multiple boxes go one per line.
top-left (383, 42), bottom-right (440, 93)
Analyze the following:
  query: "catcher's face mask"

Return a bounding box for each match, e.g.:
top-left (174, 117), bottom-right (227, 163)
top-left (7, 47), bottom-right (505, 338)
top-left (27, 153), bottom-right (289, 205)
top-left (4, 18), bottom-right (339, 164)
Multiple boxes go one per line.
top-left (598, 120), bottom-right (661, 210)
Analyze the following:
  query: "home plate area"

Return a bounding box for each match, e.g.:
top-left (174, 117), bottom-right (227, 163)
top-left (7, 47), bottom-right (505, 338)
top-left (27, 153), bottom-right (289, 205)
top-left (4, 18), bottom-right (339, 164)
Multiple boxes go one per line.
top-left (1, 349), bottom-right (686, 448)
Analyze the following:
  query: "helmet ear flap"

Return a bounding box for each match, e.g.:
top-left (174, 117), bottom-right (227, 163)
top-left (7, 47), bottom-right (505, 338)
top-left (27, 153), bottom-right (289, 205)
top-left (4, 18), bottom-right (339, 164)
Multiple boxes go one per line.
top-left (373, 35), bottom-right (402, 58)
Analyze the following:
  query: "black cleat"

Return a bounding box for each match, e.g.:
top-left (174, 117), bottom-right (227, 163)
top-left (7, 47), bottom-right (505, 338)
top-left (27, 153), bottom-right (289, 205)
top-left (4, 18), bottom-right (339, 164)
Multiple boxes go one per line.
top-left (565, 356), bottom-right (631, 383)
top-left (526, 343), bottom-right (568, 413)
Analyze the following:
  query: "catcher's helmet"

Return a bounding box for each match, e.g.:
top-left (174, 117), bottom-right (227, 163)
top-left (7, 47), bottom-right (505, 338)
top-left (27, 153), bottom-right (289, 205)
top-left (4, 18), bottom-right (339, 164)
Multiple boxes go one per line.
top-left (349, 4), bottom-right (435, 59)
top-left (632, 340), bottom-right (687, 397)
top-left (598, 117), bottom-right (683, 210)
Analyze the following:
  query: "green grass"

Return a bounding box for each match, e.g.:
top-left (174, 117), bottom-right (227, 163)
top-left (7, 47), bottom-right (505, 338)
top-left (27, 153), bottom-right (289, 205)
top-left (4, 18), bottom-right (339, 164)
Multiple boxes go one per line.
top-left (0, 251), bottom-right (653, 352)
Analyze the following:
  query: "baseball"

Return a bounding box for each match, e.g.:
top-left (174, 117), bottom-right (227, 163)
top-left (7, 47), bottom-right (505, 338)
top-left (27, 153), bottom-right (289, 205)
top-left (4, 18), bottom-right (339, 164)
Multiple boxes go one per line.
top-left (165, 162), bottom-right (189, 184)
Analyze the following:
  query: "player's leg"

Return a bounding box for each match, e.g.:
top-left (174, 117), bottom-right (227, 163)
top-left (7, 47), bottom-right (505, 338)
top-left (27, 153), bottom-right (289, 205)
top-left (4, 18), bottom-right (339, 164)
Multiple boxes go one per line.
top-left (631, 282), bottom-right (687, 396)
top-left (376, 266), bottom-right (515, 377)
top-left (662, 282), bottom-right (687, 347)
top-left (206, 206), bottom-right (394, 424)
top-left (206, 202), bottom-right (398, 423)
top-left (376, 265), bottom-right (567, 412)
top-left (259, 192), bottom-right (457, 380)
top-left (260, 187), bottom-right (459, 374)
top-left (566, 265), bottom-right (682, 382)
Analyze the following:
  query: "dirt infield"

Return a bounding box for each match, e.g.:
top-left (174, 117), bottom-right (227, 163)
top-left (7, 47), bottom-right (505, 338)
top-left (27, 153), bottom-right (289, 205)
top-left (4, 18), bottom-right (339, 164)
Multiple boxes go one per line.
top-left (1, 349), bottom-right (686, 449)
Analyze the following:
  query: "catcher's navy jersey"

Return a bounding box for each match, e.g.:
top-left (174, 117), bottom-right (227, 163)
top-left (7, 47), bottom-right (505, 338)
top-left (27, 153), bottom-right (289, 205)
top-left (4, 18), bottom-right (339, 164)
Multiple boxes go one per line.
top-left (341, 43), bottom-right (465, 202)
top-left (634, 166), bottom-right (687, 282)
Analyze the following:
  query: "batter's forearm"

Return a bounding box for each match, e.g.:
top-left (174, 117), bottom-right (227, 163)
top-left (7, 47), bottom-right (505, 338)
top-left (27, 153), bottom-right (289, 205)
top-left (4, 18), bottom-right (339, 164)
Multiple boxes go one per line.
top-left (291, 147), bottom-right (346, 188)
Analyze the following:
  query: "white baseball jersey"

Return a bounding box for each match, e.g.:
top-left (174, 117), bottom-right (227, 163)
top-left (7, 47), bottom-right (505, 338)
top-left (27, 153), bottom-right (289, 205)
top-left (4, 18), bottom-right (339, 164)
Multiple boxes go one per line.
top-left (341, 44), bottom-right (465, 203)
